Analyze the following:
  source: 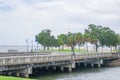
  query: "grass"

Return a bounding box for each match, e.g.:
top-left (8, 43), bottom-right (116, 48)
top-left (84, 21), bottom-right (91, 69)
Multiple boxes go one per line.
top-left (0, 76), bottom-right (36, 80)
top-left (38, 48), bottom-right (88, 54)
top-left (53, 48), bottom-right (87, 53)
top-left (38, 48), bottom-right (118, 54)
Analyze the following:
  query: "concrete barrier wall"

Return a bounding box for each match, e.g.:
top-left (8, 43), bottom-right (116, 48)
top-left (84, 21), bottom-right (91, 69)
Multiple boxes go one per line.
top-left (0, 52), bottom-right (118, 66)
top-left (75, 53), bottom-right (115, 60)
top-left (0, 54), bottom-right (72, 66)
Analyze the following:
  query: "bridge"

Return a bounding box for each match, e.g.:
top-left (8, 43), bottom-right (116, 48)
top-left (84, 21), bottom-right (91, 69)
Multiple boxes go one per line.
top-left (0, 52), bottom-right (119, 77)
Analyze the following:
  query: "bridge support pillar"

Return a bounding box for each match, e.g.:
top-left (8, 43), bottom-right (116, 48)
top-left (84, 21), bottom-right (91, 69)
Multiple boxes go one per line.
top-left (24, 73), bottom-right (29, 78)
top-left (68, 67), bottom-right (72, 72)
top-left (8, 72), bottom-right (12, 76)
top-left (18, 67), bottom-right (32, 78)
top-left (84, 63), bottom-right (87, 67)
top-left (98, 64), bottom-right (101, 68)
top-left (91, 64), bottom-right (94, 68)
top-left (78, 63), bottom-right (80, 66)
top-left (46, 66), bottom-right (49, 70)
top-left (0, 72), bottom-right (2, 75)
top-left (61, 63), bottom-right (73, 73)
top-left (72, 61), bottom-right (76, 68)
top-left (53, 66), bottom-right (56, 70)
top-left (16, 73), bottom-right (20, 77)
top-left (97, 59), bottom-right (103, 68)
top-left (61, 67), bottom-right (64, 72)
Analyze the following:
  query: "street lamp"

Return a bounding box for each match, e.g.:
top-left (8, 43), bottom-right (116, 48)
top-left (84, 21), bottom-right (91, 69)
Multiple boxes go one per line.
top-left (35, 36), bottom-right (39, 52)
top-left (25, 39), bottom-right (29, 52)
top-left (31, 40), bottom-right (33, 52)
top-left (37, 42), bottom-right (38, 52)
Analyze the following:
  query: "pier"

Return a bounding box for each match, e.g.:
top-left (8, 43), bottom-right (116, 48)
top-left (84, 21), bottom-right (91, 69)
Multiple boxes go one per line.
top-left (0, 52), bottom-right (119, 77)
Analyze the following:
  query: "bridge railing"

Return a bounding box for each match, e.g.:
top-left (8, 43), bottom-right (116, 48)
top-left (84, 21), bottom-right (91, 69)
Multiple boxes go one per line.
top-left (0, 54), bottom-right (72, 66)
top-left (0, 52), bottom-right (51, 57)
top-left (0, 52), bottom-right (119, 66)
top-left (75, 52), bottom-right (118, 60)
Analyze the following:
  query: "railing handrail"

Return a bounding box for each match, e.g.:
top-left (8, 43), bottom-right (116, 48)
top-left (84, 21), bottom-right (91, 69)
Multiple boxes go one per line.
top-left (0, 52), bottom-right (119, 66)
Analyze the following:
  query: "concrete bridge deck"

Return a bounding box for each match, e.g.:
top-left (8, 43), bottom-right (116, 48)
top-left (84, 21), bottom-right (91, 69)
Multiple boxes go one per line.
top-left (0, 52), bottom-right (119, 77)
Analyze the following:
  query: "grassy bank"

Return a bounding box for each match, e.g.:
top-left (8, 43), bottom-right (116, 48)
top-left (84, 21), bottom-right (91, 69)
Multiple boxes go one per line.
top-left (54, 48), bottom-right (87, 53)
top-left (0, 76), bottom-right (36, 80)
top-left (39, 48), bottom-right (88, 53)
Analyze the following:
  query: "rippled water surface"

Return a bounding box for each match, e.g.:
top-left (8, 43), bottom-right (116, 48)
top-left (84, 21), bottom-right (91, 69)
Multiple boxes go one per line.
top-left (37, 67), bottom-right (120, 80)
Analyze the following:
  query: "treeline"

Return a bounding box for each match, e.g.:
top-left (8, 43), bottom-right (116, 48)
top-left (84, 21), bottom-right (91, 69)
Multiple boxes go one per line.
top-left (35, 24), bottom-right (120, 52)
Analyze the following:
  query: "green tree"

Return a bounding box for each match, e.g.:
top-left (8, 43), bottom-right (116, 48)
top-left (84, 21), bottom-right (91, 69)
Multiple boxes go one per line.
top-left (66, 32), bottom-right (77, 53)
top-left (112, 33), bottom-right (120, 51)
top-left (100, 27), bottom-right (119, 51)
top-left (86, 24), bottom-right (103, 52)
top-left (57, 34), bottom-right (67, 51)
top-left (84, 30), bottom-right (91, 52)
top-left (57, 38), bottom-right (63, 52)
top-left (36, 29), bottom-right (52, 51)
top-left (117, 34), bottom-right (120, 52)
top-left (100, 27), bottom-right (112, 47)
top-left (117, 34), bottom-right (120, 46)
top-left (76, 32), bottom-right (83, 51)
top-left (50, 35), bottom-right (58, 52)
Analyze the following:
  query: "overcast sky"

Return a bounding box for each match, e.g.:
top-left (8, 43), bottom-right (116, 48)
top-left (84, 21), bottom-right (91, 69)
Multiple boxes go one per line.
top-left (0, 0), bottom-right (120, 45)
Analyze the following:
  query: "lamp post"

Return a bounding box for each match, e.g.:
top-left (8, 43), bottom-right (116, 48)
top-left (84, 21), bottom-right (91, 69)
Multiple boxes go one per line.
top-left (37, 42), bottom-right (38, 52)
top-left (31, 40), bottom-right (33, 52)
top-left (35, 36), bottom-right (39, 52)
top-left (25, 39), bottom-right (29, 52)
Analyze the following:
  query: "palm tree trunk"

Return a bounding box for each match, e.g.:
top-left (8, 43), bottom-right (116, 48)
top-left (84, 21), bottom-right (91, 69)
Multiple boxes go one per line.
top-left (52, 47), bottom-right (53, 52)
top-left (86, 42), bottom-right (88, 52)
top-left (59, 46), bottom-right (60, 52)
top-left (62, 45), bottom-right (64, 51)
top-left (47, 47), bottom-right (49, 50)
top-left (93, 45), bottom-right (94, 52)
top-left (95, 44), bottom-right (98, 52)
top-left (71, 46), bottom-right (75, 58)
top-left (102, 47), bottom-right (103, 52)
top-left (111, 47), bottom-right (112, 52)
top-left (44, 46), bottom-right (46, 52)
top-left (115, 46), bottom-right (117, 52)
top-left (78, 44), bottom-right (80, 51)
top-left (71, 46), bottom-right (73, 52)
top-left (71, 46), bottom-right (75, 53)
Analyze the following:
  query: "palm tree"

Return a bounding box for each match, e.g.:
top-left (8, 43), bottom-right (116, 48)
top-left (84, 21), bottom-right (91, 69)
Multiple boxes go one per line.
top-left (66, 32), bottom-right (77, 53)
top-left (36, 29), bottom-right (52, 51)
top-left (57, 38), bottom-right (63, 52)
top-left (90, 35), bottom-right (98, 52)
top-left (85, 24), bottom-right (102, 52)
top-left (51, 35), bottom-right (58, 52)
top-left (84, 30), bottom-right (91, 52)
top-left (57, 34), bottom-right (67, 51)
top-left (76, 32), bottom-right (83, 51)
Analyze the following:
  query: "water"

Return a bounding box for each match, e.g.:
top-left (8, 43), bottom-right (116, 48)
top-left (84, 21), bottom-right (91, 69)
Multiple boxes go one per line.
top-left (36, 67), bottom-right (120, 80)
top-left (0, 45), bottom-right (40, 52)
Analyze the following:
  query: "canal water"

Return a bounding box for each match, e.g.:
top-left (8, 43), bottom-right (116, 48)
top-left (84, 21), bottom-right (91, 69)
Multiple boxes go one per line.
top-left (34, 67), bottom-right (120, 80)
